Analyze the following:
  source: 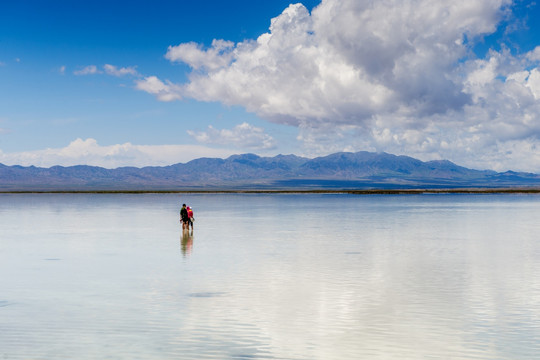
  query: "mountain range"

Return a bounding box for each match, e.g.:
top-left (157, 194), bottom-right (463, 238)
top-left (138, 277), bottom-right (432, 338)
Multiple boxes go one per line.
top-left (1, 151), bottom-right (540, 191)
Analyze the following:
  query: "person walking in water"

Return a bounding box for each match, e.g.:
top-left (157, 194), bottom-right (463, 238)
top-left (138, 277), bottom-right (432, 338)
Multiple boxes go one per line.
top-left (180, 204), bottom-right (189, 231)
top-left (187, 206), bottom-right (194, 232)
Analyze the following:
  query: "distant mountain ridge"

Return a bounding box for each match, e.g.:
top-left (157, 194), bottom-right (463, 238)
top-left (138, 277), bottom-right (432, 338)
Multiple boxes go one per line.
top-left (1, 151), bottom-right (539, 191)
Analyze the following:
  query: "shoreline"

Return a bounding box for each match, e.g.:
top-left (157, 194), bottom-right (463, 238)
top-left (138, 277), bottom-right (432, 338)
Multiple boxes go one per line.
top-left (2, 188), bottom-right (540, 194)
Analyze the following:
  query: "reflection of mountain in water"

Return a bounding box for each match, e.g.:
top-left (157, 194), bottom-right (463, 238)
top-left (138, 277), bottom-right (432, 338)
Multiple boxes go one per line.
top-left (1, 151), bottom-right (540, 190)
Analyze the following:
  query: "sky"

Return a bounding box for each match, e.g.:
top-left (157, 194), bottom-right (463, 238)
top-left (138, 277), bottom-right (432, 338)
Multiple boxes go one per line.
top-left (1, 0), bottom-right (540, 172)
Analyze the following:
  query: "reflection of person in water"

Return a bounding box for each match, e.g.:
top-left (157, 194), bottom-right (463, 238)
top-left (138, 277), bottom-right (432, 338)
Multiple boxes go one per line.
top-left (181, 232), bottom-right (193, 257)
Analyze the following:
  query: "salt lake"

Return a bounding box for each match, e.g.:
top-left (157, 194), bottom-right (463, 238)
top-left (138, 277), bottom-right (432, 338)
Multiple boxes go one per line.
top-left (1, 193), bottom-right (540, 359)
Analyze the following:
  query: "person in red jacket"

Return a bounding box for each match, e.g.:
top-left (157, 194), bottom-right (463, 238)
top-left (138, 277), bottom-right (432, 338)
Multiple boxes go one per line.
top-left (187, 206), bottom-right (194, 232)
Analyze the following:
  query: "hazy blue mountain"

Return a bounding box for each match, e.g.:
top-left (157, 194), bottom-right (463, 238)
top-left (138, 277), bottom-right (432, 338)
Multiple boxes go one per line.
top-left (0, 151), bottom-right (539, 191)
top-left (298, 152), bottom-right (489, 178)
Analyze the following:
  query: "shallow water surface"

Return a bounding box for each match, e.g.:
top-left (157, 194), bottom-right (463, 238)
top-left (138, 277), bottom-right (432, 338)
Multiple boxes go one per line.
top-left (1, 193), bottom-right (540, 359)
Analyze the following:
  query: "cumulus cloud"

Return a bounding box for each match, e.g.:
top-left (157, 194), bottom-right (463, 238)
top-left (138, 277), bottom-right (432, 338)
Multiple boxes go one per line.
top-left (0, 138), bottom-right (238, 169)
top-left (166, 39), bottom-right (235, 70)
top-left (143, 1), bottom-right (509, 121)
top-left (74, 64), bottom-right (139, 77)
top-left (526, 46), bottom-right (540, 62)
top-left (74, 65), bottom-right (101, 75)
top-left (188, 122), bottom-right (276, 150)
top-left (135, 76), bottom-right (183, 101)
top-left (135, 0), bottom-right (540, 171)
top-left (104, 64), bottom-right (139, 77)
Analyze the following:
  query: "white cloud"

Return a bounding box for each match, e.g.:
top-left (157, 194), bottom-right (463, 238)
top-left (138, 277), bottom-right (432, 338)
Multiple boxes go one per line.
top-left (104, 64), bottom-right (139, 77)
top-left (135, 76), bottom-right (183, 101)
top-left (525, 69), bottom-right (540, 100)
top-left (74, 64), bottom-right (139, 77)
top-left (526, 46), bottom-right (540, 62)
top-left (74, 65), bottom-right (101, 75)
top-left (59, 65), bottom-right (66, 75)
top-left (136, 0), bottom-right (540, 172)
top-left (144, 0), bottom-right (510, 123)
top-left (166, 39), bottom-right (235, 70)
top-left (0, 138), bottom-right (238, 169)
top-left (188, 122), bottom-right (276, 150)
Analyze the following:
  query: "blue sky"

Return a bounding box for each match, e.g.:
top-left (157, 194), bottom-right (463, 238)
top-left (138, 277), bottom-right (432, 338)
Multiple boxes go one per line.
top-left (1, 0), bottom-right (540, 171)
